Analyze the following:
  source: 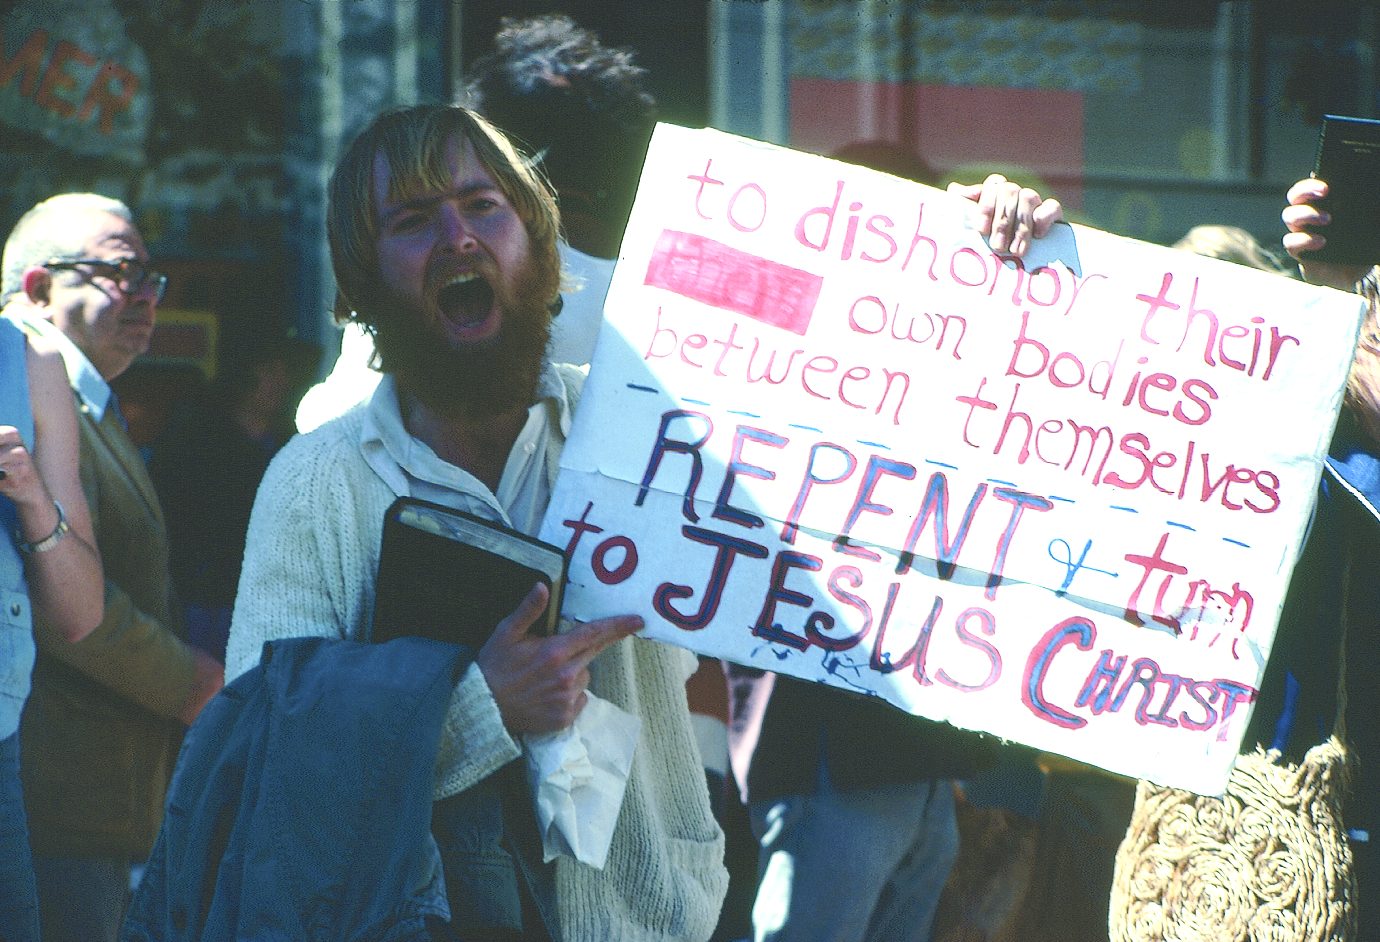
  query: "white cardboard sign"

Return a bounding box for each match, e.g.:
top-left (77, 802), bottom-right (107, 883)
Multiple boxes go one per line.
top-left (538, 124), bottom-right (1367, 795)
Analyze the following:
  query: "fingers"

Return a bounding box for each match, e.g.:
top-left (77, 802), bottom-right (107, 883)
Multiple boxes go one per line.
top-left (1287, 176), bottom-right (1327, 207)
top-left (560, 612), bottom-right (644, 665)
top-left (490, 582), bottom-right (551, 645)
top-left (0, 427), bottom-right (39, 500)
top-left (1282, 202), bottom-right (1329, 235)
top-left (1032, 196), bottom-right (1064, 240)
top-left (973, 174), bottom-right (1010, 248)
top-left (1277, 175), bottom-right (1374, 287)
top-left (532, 676), bottom-right (590, 733)
top-left (984, 178), bottom-right (1018, 253)
top-left (1282, 229), bottom-right (1327, 262)
top-left (952, 174), bottom-right (1058, 258)
top-left (477, 604), bottom-right (642, 736)
top-left (1282, 177), bottom-right (1331, 261)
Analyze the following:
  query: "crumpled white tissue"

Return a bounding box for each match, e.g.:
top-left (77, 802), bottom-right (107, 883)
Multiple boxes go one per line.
top-left (523, 692), bottom-right (641, 869)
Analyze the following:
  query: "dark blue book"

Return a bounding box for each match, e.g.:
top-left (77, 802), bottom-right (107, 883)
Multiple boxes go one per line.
top-left (1309, 114), bottom-right (1380, 266)
top-left (370, 496), bottom-right (566, 649)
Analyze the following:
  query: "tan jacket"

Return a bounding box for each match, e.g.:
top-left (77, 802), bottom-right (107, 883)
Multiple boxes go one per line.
top-left (20, 391), bottom-right (197, 858)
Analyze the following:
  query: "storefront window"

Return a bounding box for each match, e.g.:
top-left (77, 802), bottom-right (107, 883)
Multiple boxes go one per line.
top-left (711, 1), bottom-right (1377, 244)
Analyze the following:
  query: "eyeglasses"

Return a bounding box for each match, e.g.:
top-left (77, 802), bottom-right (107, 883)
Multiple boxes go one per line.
top-left (44, 258), bottom-right (168, 303)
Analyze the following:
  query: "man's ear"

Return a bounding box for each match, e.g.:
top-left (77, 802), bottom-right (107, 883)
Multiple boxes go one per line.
top-left (21, 267), bottom-right (51, 306)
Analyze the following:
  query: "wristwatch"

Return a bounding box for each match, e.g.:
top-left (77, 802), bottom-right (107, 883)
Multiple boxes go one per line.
top-left (16, 500), bottom-right (68, 554)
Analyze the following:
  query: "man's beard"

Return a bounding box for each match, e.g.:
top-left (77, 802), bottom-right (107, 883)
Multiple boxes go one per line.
top-left (373, 264), bottom-right (554, 420)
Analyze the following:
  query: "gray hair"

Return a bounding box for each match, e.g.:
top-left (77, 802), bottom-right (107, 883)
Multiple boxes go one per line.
top-left (2, 193), bottom-right (134, 305)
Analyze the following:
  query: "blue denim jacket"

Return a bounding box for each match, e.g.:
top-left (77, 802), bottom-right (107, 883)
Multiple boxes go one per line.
top-left (120, 636), bottom-right (471, 941)
top-left (0, 315), bottom-right (35, 742)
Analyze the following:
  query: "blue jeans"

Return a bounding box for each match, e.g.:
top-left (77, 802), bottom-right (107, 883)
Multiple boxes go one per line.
top-left (749, 773), bottom-right (958, 942)
top-left (0, 732), bottom-right (40, 942)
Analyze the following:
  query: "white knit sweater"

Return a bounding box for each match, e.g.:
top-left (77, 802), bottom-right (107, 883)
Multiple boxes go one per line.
top-left (226, 396), bottom-right (727, 941)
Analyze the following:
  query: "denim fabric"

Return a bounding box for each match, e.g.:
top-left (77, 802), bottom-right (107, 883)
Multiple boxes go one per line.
top-left (0, 733), bottom-right (39, 942)
top-left (431, 773), bottom-right (525, 930)
top-left (0, 315), bottom-right (35, 742)
top-left (431, 762), bottom-right (556, 939)
top-left (748, 770), bottom-right (957, 942)
top-left (0, 315), bottom-right (38, 942)
top-left (0, 583), bottom-right (33, 749)
top-left (121, 637), bottom-right (463, 942)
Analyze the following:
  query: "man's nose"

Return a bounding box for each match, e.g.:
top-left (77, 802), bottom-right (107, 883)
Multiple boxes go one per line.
top-left (439, 203), bottom-right (477, 251)
top-left (128, 279), bottom-right (161, 303)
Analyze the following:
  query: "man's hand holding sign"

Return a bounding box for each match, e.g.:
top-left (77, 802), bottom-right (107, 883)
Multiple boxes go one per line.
top-left (540, 125), bottom-right (1367, 796)
top-left (947, 173), bottom-right (1064, 257)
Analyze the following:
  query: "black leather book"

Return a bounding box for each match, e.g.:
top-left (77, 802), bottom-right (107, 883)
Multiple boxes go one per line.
top-left (1309, 114), bottom-right (1380, 266)
top-left (370, 496), bottom-right (566, 649)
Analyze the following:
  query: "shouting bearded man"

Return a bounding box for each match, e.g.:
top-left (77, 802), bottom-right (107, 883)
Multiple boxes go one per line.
top-left (126, 104), bottom-right (1062, 940)
top-left (218, 106), bottom-right (727, 939)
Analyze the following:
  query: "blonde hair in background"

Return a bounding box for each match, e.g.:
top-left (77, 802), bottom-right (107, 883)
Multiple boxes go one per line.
top-left (1172, 224), bottom-right (1296, 277)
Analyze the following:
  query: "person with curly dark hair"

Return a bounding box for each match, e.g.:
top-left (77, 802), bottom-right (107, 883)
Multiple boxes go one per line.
top-left (462, 13), bottom-right (657, 265)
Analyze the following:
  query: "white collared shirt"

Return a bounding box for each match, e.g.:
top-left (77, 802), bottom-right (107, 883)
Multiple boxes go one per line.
top-left (358, 366), bottom-right (577, 537)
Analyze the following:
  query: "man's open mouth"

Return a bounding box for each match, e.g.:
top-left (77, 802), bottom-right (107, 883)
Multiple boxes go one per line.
top-left (437, 272), bottom-right (495, 329)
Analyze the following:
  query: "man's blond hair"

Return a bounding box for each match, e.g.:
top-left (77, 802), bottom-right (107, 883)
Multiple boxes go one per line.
top-left (326, 105), bottom-right (561, 341)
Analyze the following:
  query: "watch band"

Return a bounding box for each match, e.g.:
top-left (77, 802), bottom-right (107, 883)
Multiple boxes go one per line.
top-left (16, 500), bottom-right (68, 554)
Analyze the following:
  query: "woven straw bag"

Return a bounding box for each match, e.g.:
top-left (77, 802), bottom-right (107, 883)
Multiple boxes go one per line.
top-left (1109, 739), bottom-right (1354, 942)
top-left (1109, 566), bottom-right (1357, 942)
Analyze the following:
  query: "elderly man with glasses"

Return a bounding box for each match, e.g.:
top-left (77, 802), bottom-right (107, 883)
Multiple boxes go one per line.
top-left (0, 193), bottom-right (222, 942)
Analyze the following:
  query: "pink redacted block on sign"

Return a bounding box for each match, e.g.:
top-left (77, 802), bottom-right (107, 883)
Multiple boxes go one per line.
top-left (644, 229), bottom-right (823, 336)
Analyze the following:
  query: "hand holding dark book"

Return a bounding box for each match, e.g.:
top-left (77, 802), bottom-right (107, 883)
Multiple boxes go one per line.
top-left (1307, 116), bottom-right (1380, 264)
top-left (370, 496), bottom-right (643, 735)
top-left (1283, 176), bottom-right (1378, 292)
top-left (371, 497), bottom-right (568, 648)
top-left (476, 582), bottom-right (644, 735)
